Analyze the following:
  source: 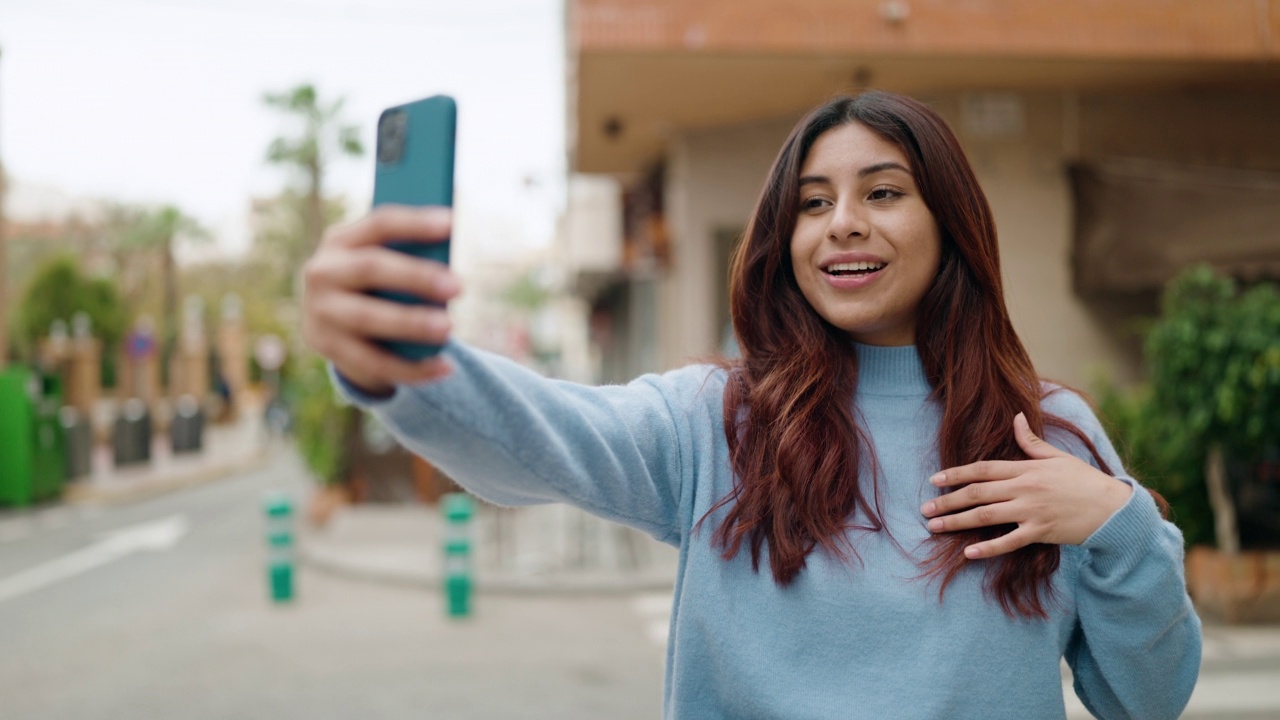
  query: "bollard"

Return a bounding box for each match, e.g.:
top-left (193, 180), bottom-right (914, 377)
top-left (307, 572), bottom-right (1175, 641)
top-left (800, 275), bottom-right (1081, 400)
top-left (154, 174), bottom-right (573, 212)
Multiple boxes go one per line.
top-left (442, 493), bottom-right (475, 618)
top-left (263, 493), bottom-right (295, 603)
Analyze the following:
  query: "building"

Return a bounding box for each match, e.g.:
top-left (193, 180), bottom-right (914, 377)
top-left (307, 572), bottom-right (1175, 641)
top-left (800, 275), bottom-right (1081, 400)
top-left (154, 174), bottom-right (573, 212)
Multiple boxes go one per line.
top-left (561, 0), bottom-right (1280, 388)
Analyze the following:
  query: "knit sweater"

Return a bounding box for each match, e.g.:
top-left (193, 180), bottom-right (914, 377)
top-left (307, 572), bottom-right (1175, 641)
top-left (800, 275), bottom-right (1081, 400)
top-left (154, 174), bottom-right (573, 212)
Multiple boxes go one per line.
top-left (333, 340), bottom-right (1201, 719)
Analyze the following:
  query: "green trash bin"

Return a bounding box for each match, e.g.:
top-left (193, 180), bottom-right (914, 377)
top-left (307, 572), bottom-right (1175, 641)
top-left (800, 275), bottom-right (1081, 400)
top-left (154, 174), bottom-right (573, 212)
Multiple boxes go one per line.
top-left (0, 367), bottom-right (37, 506)
top-left (0, 369), bottom-right (67, 505)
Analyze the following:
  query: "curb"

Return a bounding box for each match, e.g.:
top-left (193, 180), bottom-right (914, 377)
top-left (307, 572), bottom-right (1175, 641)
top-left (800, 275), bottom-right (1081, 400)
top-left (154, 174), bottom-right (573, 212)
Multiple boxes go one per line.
top-left (299, 542), bottom-right (676, 596)
top-left (62, 448), bottom-right (277, 506)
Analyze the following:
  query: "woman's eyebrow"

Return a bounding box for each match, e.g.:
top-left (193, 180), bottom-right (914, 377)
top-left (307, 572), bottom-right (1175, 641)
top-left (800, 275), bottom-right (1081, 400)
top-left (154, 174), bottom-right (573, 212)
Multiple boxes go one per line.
top-left (857, 161), bottom-right (911, 178)
top-left (798, 162), bottom-right (912, 187)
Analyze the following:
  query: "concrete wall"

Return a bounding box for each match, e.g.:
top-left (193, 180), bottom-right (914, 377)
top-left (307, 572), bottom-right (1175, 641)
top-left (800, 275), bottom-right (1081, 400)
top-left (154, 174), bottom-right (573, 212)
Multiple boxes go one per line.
top-left (661, 117), bottom-right (793, 368)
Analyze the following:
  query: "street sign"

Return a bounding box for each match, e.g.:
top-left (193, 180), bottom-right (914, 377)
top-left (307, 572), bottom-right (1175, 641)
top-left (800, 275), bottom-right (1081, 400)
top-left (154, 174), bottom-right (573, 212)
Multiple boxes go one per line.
top-left (125, 330), bottom-right (155, 360)
top-left (254, 334), bottom-right (287, 372)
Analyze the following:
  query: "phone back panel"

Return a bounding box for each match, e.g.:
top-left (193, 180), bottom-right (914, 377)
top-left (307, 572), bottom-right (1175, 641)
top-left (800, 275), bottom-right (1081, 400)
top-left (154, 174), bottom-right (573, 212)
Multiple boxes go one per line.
top-left (373, 95), bottom-right (455, 210)
top-left (371, 95), bottom-right (456, 360)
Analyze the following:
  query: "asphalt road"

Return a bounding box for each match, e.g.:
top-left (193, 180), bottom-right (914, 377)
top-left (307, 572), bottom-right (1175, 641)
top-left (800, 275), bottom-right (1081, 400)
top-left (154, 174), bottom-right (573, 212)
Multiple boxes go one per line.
top-left (0, 453), bottom-right (664, 720)
top-left (6, 450), bottom-right (1280, 719)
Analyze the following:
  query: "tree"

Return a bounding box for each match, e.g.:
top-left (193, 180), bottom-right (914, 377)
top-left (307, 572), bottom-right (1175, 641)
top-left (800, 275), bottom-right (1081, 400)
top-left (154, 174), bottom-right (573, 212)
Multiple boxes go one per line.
top-left (248, 190), bottom-right (349, 299)
top-left (16, 256), bottom-right (128, 356)
top-left (262, 84), bottom-right (364, 266)
top-left (1098, 266), bottom-right (1280, 550)
top-left (113, 205), bottom-right (211, 355)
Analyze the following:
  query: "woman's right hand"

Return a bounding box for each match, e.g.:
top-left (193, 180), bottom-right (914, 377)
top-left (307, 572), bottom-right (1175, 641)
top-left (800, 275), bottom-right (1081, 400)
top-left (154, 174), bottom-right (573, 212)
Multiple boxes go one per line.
top-left (301, 205), bottom-right (461, 397)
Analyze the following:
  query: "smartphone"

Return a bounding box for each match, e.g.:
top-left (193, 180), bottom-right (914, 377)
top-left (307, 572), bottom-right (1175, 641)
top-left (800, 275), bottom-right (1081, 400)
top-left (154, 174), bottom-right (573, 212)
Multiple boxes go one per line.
top-left (370, 94), bottom-right (457, 360)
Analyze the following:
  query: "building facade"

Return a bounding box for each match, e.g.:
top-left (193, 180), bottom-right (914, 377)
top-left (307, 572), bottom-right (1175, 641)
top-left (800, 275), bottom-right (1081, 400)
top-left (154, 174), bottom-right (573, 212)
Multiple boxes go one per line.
top-left (562, 0), bottom-right (1280, 388)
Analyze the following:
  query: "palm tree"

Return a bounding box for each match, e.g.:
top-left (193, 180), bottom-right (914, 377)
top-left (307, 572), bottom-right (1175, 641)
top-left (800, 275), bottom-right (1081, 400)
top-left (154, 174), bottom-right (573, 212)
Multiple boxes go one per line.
top-left (116, 205), bottom-right (211, 359)
top-left (262, 84), bottom-right (364, 262)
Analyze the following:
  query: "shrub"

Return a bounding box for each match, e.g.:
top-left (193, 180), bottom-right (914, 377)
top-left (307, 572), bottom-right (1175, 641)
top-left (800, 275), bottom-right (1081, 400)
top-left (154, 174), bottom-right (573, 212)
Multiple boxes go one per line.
top-left (1098, 266), bottom-right (1280, 548)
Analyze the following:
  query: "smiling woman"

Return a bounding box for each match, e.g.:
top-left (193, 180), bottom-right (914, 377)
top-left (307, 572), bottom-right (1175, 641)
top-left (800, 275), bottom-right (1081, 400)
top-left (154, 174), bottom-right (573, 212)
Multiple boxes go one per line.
top-left (302, 90), bottom-right (1202, 720)
top-left (789, 123), bottom-right (942, 346)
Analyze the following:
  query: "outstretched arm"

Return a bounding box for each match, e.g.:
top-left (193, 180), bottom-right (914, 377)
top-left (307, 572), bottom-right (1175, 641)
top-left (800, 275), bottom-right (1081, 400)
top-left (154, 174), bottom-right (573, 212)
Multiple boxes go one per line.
top-left (303, 206), bottom-right (698, 544)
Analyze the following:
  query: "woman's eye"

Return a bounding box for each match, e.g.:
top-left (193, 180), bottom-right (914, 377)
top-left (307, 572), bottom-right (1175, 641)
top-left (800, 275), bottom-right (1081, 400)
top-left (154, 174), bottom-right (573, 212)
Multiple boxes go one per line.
top-left (801, 197), bottom-right (829, 210)
top-left (868, 187), bottom-right (901, 201)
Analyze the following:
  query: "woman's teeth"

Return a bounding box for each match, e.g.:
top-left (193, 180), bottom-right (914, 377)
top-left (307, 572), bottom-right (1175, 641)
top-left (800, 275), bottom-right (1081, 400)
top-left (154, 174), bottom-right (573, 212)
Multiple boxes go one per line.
top-left (826, 261), bottom-right (885, 276)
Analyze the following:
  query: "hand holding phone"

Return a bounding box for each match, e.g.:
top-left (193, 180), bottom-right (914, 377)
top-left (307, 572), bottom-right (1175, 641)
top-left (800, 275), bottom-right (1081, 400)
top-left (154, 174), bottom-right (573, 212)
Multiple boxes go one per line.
top-left (370, 95), bottom-right (457, 360)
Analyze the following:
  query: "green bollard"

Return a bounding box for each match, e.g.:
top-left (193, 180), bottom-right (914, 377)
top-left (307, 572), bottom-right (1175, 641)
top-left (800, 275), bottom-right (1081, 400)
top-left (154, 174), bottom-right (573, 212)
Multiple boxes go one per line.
top-left (442, 493), bottom-right (475, 618)
top-left (263, 493), bottom-right (295, 603)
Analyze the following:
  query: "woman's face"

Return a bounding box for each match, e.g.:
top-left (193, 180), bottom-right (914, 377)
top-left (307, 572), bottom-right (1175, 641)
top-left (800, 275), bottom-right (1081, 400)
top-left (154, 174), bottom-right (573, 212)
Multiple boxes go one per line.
top-left (789, 121), bottom-right (942, 347)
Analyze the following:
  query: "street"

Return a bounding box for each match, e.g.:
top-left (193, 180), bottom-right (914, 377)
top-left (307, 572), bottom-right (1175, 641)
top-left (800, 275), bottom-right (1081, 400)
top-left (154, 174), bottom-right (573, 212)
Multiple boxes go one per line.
top-left (5, 451), bottom-right (1280, 719)
top-left (0, 453), bottom-right (663, 720)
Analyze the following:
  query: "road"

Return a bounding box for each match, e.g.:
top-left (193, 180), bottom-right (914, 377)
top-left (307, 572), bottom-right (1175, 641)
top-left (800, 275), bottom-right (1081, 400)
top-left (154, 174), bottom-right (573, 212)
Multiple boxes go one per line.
top-left (5, 450), bottom-right (1280, 719)
top-left (0, 453), bottom-right (664, 720)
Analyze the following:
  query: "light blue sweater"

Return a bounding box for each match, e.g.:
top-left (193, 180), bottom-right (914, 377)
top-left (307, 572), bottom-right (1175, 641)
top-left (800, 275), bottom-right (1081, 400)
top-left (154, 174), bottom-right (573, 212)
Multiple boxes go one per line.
top-left (334, 341), bottom-right (1201, 719)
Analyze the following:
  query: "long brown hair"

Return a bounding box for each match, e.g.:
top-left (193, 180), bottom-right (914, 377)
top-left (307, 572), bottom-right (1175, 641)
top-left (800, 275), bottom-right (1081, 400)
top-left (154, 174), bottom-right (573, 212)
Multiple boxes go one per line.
top-left (708, 91), bottom-right (1149, 619)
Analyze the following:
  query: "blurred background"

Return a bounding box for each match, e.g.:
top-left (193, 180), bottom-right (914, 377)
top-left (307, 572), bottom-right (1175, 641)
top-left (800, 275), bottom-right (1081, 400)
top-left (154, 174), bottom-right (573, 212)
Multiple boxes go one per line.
top-left (1, 1), bottom-right (1278, 718)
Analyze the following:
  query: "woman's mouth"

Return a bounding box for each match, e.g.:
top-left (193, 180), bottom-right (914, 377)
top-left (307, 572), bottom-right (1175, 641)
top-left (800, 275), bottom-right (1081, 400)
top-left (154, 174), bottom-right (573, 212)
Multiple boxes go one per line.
top-left (822, 261), bottom-right (887, 289)
top-left (824, 261), bottom-right (886, 277)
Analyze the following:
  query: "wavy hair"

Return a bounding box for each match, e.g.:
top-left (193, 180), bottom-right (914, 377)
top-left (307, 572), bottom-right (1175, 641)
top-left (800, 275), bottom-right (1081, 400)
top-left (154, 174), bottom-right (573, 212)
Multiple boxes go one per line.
top-left (707, 91), bottom-right (1160, 619)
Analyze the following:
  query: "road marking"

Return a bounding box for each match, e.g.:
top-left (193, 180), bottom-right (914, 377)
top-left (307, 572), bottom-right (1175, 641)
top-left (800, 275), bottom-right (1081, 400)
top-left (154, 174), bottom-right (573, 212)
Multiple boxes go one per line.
top-left (0, 514), bottom-right (190, 604)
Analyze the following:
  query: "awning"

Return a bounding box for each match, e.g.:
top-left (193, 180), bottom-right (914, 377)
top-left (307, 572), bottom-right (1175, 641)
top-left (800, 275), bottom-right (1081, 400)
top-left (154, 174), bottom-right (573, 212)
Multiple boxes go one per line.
top-left (1070, 159), bottom-right (1280, 295)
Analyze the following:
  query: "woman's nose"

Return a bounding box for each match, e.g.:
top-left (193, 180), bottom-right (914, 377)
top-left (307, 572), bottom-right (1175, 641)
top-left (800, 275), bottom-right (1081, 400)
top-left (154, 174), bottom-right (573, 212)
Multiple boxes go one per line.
top-left (826, 202), bottom-right (869, 242)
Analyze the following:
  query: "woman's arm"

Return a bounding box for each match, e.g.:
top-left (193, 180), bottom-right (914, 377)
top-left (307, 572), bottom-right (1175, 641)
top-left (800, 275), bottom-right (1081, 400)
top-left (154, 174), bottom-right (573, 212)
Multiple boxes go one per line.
top-left (333, 340), bottom-right (705, 545)
top-left (1063, 484), bottom-right (1200, 720)
top-left (302, 205), bottom-right (704, 544)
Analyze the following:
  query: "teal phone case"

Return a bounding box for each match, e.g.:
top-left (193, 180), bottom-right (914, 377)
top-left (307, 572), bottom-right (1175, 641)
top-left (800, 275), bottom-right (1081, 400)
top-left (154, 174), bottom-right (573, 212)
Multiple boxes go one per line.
top-left (371, 94), bottom-right (456, 360)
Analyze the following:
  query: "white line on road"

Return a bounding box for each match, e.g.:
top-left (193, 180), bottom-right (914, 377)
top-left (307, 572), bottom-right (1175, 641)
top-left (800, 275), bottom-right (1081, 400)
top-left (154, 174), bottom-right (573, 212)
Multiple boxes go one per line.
top-left (0, 514), bottom-right (190, 604)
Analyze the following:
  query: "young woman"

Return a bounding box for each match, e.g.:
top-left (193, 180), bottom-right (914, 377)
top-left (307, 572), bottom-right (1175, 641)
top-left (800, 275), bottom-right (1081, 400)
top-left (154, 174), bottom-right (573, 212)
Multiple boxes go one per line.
top-left (301, 91), bottom-right (1201, 719)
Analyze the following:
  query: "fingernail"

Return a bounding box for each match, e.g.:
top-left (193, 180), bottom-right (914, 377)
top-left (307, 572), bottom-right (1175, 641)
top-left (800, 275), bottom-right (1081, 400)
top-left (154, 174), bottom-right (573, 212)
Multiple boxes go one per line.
top-left (964, 546), bottom-right (981, 559)
top-left (921, 501), bottom-right (936, 515)
top-left (927, 518), bottom-right (943, 532)
top-left (929, 472), bottom-right (945, 485)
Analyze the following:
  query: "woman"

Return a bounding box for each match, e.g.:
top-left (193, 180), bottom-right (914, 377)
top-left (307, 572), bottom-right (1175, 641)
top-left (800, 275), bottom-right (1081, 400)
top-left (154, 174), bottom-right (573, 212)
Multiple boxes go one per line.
top-left (302, 91), bottom-right (1200, 719)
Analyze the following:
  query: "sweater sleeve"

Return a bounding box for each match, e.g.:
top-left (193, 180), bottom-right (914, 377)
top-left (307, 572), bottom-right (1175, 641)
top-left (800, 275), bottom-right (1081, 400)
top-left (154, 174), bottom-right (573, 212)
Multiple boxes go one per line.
top-left (330, 340), bottom-right (707, 546)
top-left (1043, 390), bottom-right (1202, 720)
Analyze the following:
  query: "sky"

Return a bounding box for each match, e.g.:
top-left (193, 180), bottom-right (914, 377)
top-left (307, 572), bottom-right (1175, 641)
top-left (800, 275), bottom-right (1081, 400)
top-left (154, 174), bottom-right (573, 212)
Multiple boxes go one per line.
top-left (1, 0), bottom-right (566, 263)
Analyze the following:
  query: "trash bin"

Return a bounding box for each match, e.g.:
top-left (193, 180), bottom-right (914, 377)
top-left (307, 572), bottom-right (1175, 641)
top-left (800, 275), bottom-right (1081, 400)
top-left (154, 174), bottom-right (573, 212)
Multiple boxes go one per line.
top-left (0, 367), bottom-right (66, 505)
top-left (170, 395), bottom-right (204, 454)
top-left (0, 367), bottom-right (36, 506)
top-left (60, 406), bottom-right (93, 481)
top-left (113, 398), bottom-right (152, 467)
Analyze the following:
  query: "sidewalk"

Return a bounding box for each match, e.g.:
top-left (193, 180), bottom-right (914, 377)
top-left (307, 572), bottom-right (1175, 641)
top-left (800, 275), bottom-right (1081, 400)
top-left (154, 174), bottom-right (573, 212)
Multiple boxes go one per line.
top-left (61, 402), bottom-right (275, 506)
top-left (299, 500), bottom-right (679, 595)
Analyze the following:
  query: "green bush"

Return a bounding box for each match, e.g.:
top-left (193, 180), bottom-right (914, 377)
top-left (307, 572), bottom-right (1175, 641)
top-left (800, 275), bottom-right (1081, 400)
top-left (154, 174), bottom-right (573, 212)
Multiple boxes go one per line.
top-left (16, 256), bottom-right (128, 359)
top-left (1098, 266), bottom-right (1280, 548)
top-left (288, 353), bottom-right (351, 486)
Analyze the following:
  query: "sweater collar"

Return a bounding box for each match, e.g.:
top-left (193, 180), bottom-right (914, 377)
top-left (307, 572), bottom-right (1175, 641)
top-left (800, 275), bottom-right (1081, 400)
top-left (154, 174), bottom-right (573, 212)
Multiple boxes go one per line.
top-left (854, 342), bottom-right (933, 397)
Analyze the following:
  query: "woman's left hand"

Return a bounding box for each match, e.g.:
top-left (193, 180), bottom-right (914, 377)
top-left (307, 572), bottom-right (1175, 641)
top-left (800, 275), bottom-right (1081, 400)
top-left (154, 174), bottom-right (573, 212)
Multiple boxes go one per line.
top-left (920, 412), bottom-right (1133, 560)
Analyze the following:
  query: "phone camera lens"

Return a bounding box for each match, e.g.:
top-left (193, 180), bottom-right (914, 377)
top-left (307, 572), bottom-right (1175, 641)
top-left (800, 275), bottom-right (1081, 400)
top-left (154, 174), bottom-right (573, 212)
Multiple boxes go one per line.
top-left (377, 110), bottom-right (408, 164)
